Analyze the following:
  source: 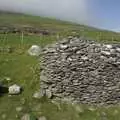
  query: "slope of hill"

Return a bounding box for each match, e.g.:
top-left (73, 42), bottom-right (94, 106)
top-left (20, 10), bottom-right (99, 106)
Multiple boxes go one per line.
top-left (0, 11), bottom-right (120, 43)
top-left (0, 11), bottom-right (120, 120)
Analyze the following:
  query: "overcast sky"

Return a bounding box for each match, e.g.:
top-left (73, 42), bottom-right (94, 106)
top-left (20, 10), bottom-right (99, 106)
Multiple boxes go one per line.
top-left (0, 0), bottom-right (120, 32)
top-left (0, 0), bottom-right (96, 25)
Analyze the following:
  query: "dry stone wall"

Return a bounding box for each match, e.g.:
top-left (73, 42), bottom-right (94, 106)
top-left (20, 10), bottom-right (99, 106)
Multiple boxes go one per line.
top-left (40, 37), bottom-right (120, 105)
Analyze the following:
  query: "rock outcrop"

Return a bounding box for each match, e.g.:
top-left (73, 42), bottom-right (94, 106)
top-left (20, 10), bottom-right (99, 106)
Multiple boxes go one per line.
top-left (40, 37), bottom-right (120, 105)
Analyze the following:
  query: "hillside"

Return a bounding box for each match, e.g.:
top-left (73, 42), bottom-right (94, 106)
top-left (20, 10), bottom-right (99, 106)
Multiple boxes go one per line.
top-left (0, 11), bottom-right (120, 43)
top-left (0, 12), bottom-right (120, 120)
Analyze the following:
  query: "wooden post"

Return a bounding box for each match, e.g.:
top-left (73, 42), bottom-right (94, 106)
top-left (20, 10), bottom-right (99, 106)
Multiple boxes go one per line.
top-left (21, 32), bottom-right (24, 45)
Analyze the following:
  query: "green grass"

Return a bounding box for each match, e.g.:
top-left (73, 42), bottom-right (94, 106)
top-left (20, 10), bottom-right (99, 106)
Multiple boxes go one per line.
top-left (0, 12), bottom-right (120, 120)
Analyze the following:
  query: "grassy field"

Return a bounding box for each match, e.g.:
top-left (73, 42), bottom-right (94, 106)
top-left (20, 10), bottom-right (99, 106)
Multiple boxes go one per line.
top-left (0, 12), bottom-right (120, 120)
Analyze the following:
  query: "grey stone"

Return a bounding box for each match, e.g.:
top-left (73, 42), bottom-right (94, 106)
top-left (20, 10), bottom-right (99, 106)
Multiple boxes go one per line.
top-left (116, 47), bottom-right (120, 52)
top-left (104, 44), bottom-right (112, 49)
top-left (33, 90), bottom-right (45, 99)
top-left (28, 45), bottom-right (41, 56)
top-left (8, 84), bottom-right (21, 95)
top-left (40, 71), bottom-right (48, 83)
top-left (101, 51), bottom-right (111, 56)
top-left (46, 89), bottom-right (52, 99)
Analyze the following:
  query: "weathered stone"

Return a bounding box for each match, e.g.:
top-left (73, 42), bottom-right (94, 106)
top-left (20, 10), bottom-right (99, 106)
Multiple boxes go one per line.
top-left (8, 84), bottom-right (21, 95)
top-left (101, 51), bottom-right (111, 56)
top-left (33, 90), bottom-right (45, 99)
top-left (81, 56), bottom-right (88, 60)
top-left (104, 44), bottom-right (112, 49)
top-left (75, 105), bottom-right (84, 113)
top-left (46, 89), bottom-right (52, 99)
top-left (28, 45), bottom-right (41, 56)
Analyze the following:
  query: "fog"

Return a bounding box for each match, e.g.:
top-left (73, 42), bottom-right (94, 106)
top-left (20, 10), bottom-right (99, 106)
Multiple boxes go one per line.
top-left (0, 0), bottom-right (96, 26)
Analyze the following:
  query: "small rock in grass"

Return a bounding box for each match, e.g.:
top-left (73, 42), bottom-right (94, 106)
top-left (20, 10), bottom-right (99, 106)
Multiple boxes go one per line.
top-left (21, 114), bottom-right (30, 120)
top-left (38, 116), bottom-right (47, 120)
top-left (21, 98), bottom-right (26, 105)
top-left (16, 114), bottom-right (19, 118)
top-left (2, 114), bottom-right (7, 119)
top-left (21, 114), bottom-right (37, 120)
top-left (16, 106), bottom-right (23, 112)
top-left (4, 77), bottom-right (11, 81)
top-left (33, 90), bottom-right (45, 99)
top-left (113, 110), bottom-right (119, 115)
top-left (9, 84), bottom-right (21, 95)
top-left (88, 106), bottom-right (96, 111)
top-left (28, 45), bottom-right (41, 56)
top-left (75, 105), bottom-right (84, 113)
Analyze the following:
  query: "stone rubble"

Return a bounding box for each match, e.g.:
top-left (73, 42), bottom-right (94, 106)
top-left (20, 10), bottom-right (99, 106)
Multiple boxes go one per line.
top-left (40, 37), bottom-right (120, 105)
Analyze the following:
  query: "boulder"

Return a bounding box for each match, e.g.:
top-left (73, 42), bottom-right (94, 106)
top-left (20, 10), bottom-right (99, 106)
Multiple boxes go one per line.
top-left (28, 45), bottom-right (41, 56)
top-left (9, 84), bottom-right (21, 95)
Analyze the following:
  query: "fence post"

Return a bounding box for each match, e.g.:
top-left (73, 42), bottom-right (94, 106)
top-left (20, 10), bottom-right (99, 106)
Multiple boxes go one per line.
top-left (21, 32), bottom-right (24, 45)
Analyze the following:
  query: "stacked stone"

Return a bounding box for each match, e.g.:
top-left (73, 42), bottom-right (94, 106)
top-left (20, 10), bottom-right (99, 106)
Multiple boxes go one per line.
top-left (40, 37), bottom-right (120, 105)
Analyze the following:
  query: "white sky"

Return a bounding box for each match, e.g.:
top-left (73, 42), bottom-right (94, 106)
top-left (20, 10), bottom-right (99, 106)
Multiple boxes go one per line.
top-left (0, 0), bottom-right (95, 25)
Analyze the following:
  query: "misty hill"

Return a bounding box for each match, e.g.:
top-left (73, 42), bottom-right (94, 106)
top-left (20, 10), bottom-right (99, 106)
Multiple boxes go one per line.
top-left (0, 11), bottom-right (120, 43)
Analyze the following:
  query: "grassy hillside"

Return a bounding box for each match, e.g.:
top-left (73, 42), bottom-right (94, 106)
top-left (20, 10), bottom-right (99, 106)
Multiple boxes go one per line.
top-left (0, 12), bottom-right (120, 43)
top-left (0, 12), bottom-right (120, 120)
